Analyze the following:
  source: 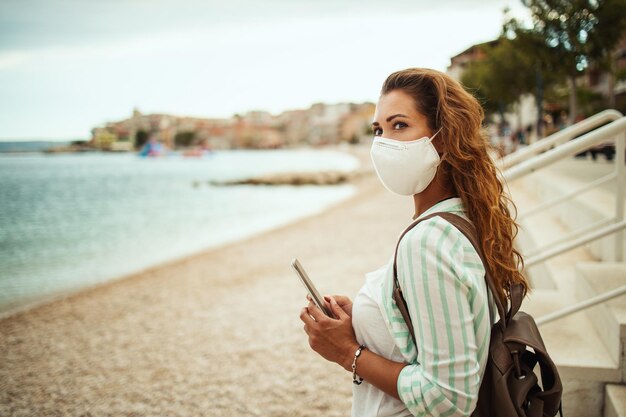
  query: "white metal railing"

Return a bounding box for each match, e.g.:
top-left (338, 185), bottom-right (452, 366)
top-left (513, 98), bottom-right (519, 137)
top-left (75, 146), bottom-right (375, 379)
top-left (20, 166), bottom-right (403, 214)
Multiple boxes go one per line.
top-left (536, 284), bottom-right (626, 326)
top-left (504, 117), bottom-right (625, 181)
top-left (525, 220), bottom-right (626, 267)
top-left (500, 109), bottom-right (623, 170)
top-left (502, 111), bottom-right (626, 325)
top-left (504, 115), bottom-right (626, 263)
top-left (519, 173), bottom-right (615, 219)
top-left (525, 217), bottom-right (615, 259)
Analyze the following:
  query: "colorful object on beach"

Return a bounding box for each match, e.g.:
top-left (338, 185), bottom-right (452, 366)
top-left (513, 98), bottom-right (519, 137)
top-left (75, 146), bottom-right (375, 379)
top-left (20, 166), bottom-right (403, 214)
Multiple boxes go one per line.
top-left (139, 140), bottom-right (165, 157)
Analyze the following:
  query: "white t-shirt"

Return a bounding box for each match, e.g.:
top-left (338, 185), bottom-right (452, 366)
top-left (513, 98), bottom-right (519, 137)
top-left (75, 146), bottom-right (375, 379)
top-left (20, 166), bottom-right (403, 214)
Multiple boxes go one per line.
top-left (351, 264), bottom-right (412, 417)
top-left (350, 198), bottom-right (492, 416)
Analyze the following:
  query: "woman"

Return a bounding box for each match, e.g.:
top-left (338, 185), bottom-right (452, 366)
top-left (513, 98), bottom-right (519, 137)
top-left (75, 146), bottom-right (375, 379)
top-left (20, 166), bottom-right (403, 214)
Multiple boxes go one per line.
top-left (299, 68), bottom-right (529, 417)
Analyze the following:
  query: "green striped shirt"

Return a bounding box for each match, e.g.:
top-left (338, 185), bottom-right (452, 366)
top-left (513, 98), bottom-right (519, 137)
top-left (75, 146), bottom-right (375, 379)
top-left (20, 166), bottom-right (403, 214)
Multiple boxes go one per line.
top-left (380, 198), bottom-right (492, 417)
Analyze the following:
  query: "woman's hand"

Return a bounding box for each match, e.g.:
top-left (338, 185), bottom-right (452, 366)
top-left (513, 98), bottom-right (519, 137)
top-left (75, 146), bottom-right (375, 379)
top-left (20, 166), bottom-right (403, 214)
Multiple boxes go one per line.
top-left (300, 296), bottom-right (359, 371)
top-left (324, 295), bottom-right (353, 317)
top-left (307, 294), bottom-right (354, 318)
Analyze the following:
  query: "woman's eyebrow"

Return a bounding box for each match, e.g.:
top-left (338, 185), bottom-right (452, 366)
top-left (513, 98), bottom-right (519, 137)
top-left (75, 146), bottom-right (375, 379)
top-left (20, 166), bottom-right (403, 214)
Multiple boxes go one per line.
top-left (372, 114), bottom-right (409, 126)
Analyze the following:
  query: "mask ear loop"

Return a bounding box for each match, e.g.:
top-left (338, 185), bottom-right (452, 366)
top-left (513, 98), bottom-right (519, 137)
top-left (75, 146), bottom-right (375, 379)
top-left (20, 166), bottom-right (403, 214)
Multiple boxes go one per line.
top-left (430, 128), bottom-right (444, 158)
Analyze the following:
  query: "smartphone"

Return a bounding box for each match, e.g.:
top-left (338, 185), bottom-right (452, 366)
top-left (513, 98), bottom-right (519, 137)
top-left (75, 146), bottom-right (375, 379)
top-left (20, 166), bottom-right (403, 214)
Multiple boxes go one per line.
top-left (291, 258), bottom-right (334, 317)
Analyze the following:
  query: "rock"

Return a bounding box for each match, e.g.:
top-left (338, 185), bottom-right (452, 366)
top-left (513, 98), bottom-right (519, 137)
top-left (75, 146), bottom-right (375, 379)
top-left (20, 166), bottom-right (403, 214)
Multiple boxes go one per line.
top-left (207, 170), bottom-right (365, 186)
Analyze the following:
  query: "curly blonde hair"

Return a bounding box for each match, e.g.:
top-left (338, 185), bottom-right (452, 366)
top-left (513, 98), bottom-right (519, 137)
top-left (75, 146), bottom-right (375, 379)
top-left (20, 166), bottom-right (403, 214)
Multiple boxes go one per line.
top-left (381, 68), bottom-right (529, 304)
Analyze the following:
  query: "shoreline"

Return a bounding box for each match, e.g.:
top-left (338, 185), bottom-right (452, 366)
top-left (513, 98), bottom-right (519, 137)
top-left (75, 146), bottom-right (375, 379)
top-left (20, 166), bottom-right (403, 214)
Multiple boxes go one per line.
top-left (0, 144), bottom-right (369, 320)
top-left (2, 144), bottom-right (611, 415)
top-left (0, 184), bottom-right (359, 321)
top-left (0, 142), bottom-right (419, 416)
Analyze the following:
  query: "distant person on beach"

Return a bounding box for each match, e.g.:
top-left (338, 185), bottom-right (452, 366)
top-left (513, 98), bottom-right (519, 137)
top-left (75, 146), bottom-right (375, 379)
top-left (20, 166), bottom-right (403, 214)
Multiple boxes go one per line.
top-left (300, 68), bottom-right (528, 416)
top-left (139, 134), bottom-right (165, 157)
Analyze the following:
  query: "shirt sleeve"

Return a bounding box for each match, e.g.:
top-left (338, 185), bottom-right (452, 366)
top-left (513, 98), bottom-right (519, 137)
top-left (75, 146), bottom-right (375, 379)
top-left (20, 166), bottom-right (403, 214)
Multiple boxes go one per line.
top-left (395, 216), bottom-right (485, 417)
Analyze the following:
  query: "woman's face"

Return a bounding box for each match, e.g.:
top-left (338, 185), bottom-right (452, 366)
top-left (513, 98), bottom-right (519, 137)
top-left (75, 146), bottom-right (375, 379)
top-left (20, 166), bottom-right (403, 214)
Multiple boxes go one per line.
top-left (372, 89), bottom-right (432, 142)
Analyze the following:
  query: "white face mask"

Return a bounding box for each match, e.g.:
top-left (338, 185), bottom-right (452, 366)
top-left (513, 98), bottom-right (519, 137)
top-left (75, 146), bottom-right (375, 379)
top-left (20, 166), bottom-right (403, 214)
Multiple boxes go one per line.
top-left (370, 130), bottom-right (441, 196)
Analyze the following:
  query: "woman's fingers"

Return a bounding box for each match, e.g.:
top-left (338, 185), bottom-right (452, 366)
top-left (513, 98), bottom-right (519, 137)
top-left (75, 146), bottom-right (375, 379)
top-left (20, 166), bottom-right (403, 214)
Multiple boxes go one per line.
top-left (324, 294), bottom-right (353, 317)
top-left (328, 297), bottom-right (348, 319)
top-left (299, 293), bottom-right (357, 367)
top-left (321, 297), bottom-right (332, 313)
top-left (299, 307), bottom-right (315, 325)
top-left (306, 302), bottom-right (328, 322)
top-left (329, 294), bottom-right (351, 304)
top-left (300, 304), bottom-right (329, 326)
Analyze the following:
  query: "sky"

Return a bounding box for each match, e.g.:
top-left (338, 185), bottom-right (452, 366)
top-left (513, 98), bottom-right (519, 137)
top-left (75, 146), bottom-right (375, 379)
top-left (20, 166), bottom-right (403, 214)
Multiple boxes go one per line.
top-left (0, 0), bottom-right (531, 140)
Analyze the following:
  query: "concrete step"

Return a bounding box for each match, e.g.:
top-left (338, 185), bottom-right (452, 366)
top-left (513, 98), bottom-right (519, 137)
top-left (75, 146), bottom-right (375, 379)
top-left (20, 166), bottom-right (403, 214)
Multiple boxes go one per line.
top-left (524, 289), bottom-right (620, 417)
top-left (523, 288), bottom-right (621, 383)
top-left (515, 158), bottom-right (625, 262)
top-left (604, 384), bottom-right (626, 417)
top-left (508, 168), bottom-right (624, 417)
top-left (510, 176), bottom-right (597, 292)
top-left (576, 262), bottom-right (626, 376)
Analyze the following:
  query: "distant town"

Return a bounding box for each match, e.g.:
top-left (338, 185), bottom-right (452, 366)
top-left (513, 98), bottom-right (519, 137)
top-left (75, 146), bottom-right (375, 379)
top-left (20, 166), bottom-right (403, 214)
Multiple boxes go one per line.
top-left (87, 102), bottom-right (376, 152)
top-left (87, 22), bottom-right (625, 155)
top-left (3, 24), bottom-right (624, 155)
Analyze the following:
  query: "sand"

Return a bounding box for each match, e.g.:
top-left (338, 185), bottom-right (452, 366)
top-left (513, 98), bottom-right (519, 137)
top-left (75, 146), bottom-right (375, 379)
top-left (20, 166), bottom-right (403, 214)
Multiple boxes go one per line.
top-left (0, 145), bottom-right (415, 417)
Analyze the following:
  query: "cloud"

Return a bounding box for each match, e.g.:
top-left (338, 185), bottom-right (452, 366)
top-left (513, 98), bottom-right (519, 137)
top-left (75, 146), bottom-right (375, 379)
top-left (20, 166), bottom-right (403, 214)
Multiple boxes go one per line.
top-left (1, 0), bottom-right (524, 52)
top-left (0, 0), bottom-right (531, 138)
top-left (0, 51), bottom-right (28, 69)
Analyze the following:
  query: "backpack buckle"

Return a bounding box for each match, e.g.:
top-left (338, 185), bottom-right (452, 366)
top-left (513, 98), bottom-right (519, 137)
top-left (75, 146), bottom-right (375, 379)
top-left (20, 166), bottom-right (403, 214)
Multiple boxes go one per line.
top-left (511, 350), bottom-right (526, 380)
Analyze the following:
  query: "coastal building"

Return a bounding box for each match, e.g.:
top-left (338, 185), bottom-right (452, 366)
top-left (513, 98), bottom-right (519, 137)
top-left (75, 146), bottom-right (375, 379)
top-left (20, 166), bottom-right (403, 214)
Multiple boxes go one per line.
top-left (91, 109), bottom-right (232, 150)
top-left (276, 109), bottom-right (310, 146)
top-left (449, 30), bottom-right (626, 141)
top-left (338, 103), bottom-right (375, 144)
top-left (446, 40), bottom-right (498, 82)
top-left (307, 103), bottom-right (344, 145)
top-left (91, 101), bottom-right (376, 150)
top-left (231, 112), bottom-right (284, 149)
top-left (308, 103), bottom-right (360, 145)
top-left (447, 39), bottom-right (537, 139)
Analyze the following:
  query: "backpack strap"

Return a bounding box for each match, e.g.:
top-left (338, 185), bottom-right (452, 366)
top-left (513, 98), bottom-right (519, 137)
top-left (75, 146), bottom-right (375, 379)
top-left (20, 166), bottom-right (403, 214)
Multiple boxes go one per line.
top-left (434, 212), bottom-right (508, 329)
top-left (391, 213), bottom-right (442, 345)
top-left (392, 212), bottom-right (510, 347)
top-left (392, 212), bottom-right (441, 285)
top-left (508, 282), bottom-right (524, 321)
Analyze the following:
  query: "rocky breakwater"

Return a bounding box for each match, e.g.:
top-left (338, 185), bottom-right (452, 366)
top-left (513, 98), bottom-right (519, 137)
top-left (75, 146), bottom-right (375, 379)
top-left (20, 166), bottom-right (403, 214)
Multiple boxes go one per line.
top-left (205, 169), bottom-right (371, 187)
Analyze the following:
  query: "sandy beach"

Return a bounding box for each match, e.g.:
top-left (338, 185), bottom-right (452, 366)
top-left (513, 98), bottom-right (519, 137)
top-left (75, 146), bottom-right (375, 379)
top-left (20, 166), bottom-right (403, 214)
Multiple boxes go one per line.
top-left (0, 146), bottom-right (415, 417)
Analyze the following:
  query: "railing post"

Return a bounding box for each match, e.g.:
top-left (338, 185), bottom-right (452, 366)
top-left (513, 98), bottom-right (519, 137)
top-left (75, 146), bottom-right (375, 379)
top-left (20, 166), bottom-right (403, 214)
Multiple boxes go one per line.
top-left (616, 131), bottom-right (625, 261)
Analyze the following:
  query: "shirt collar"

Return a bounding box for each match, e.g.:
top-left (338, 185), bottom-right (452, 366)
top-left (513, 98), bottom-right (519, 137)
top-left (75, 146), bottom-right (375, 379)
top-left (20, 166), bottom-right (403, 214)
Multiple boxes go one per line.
top-left (414, 197), bottom-right (465, 220)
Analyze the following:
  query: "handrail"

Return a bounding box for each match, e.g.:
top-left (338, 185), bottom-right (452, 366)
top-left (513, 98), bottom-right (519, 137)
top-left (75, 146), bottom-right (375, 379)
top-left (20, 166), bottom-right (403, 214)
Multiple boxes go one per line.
top-left (525, 218), bottom-right (615, 258)
top-left (500, 109), bottom-right (623, 170)
top-left (525, 220), bottom-right (626, 267)
top-left (518, 173), bottom-right (615, 219)
top-left (537, 284), bottom-right (626, 326)
top-left (617, 120), bottom-right (625, 261)
top-left (506, 111), bottom-right (626, 328)
top-left (503, 117), bottom-right (626, 182)
top-left (505, 113), bottom-right (626, 264)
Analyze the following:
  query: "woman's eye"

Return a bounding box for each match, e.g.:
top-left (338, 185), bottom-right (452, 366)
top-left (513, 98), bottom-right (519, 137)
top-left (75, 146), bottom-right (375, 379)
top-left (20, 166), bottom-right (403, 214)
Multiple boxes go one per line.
top-left (393, 122), bottom-right (407, 130)
top-left (373, 127), bottom-right (383, 136)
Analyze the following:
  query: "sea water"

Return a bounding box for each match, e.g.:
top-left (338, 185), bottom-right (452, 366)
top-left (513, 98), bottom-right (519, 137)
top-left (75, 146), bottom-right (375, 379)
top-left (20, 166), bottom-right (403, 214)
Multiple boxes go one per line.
top-left (0, 149), bottom-right (359, 313)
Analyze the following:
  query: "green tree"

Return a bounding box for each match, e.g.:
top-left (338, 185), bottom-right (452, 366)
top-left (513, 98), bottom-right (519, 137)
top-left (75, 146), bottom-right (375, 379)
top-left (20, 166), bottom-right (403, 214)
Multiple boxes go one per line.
top-left (511, 0), bottom-right (626, 124)
top-left (135, 130), bottom-right (149, 149)
top-left (462, 38), bottom-right (537, 128)
top-left (462, 54), bottom-right (508, 120)
top-left (174, 131), bottom-right (196, 148)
